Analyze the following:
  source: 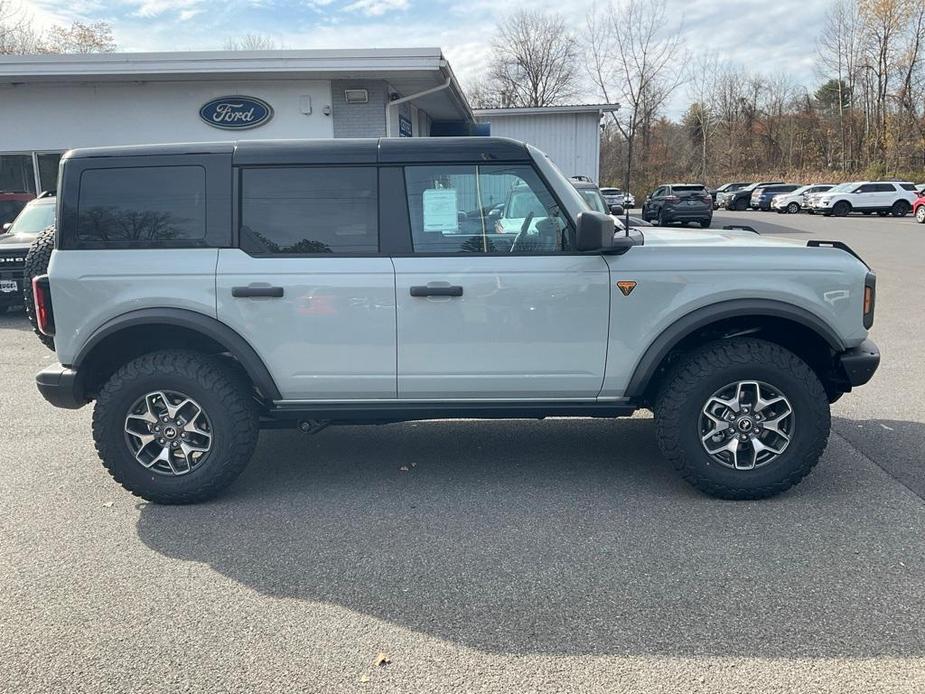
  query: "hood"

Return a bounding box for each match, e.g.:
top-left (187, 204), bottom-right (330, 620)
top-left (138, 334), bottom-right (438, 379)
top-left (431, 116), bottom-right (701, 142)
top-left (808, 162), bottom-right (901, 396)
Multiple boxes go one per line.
top-left (0, 231), bottom-right (38, 250)
top-left (640, 227), bottom-right (801, 249)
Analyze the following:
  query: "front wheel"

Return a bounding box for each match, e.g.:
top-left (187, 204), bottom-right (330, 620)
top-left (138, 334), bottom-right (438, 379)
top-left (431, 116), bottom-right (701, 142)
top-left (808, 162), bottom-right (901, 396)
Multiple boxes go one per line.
top-left (654, 338), bottom-right (831, 500)
top-left (786, 202), bottom-right (800, 214)
top-left (92, 350), bottom-right (259, 504)
top-left (916, 205), bottom-right (925, 223)
top-left (832, 201), bottom-right (851, 217)
top-left (733, 198), bottom-right (748, 211)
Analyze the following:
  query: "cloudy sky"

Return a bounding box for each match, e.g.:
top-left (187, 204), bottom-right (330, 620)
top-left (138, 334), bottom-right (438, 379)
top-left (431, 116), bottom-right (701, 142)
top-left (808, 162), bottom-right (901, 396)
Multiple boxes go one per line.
top-left (19, 0), bottom-right (832, 117)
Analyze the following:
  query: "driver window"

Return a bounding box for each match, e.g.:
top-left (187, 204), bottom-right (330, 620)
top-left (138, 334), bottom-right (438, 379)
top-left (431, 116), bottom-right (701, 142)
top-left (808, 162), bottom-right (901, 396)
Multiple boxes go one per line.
top-left (404, 164), bottom-right (573, 254)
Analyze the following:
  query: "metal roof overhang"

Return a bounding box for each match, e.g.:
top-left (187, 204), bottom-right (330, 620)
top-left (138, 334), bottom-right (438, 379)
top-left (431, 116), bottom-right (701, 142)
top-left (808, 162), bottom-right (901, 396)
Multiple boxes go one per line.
top-left (0, 48), bottom-right (474, 123)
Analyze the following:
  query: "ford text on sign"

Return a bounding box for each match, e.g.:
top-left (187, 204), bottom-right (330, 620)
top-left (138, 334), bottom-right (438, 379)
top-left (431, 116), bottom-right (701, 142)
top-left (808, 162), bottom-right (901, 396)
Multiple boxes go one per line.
top-left (199, 96), bottom-right (273, 130)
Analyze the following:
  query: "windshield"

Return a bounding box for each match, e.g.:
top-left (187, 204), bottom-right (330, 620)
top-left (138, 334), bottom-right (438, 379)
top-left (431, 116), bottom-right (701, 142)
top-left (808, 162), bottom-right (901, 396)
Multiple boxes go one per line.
top-left (788, 185), bottom-right (810, 195)
top-left (7, 201), bottom-right (55, 236)
top-left (828, 182), bottom-right (857, 193)
top-left (578, 189), bottom-right (609, 214)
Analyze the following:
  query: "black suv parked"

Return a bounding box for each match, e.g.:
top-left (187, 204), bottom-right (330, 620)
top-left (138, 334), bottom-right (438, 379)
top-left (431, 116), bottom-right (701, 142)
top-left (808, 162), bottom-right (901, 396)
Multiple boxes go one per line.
top-left (0, 193), bottom-right (56, 312)
top-left (725, 181), bottom-right (784, 211)
top-left (641, 184), bottom-right (712, 227)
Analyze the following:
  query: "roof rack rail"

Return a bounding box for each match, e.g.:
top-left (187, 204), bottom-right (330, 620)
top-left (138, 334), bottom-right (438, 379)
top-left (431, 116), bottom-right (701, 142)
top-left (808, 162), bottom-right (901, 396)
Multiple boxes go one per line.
top-left (807, 239), bottom-right (869, 269)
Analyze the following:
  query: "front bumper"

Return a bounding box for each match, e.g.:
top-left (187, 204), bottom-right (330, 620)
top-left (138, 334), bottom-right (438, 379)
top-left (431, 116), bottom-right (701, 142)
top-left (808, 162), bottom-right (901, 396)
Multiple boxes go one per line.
top-left (836, 338), bottom-right (880, 388)
top-left (36, 363), bottom-right (87, 409)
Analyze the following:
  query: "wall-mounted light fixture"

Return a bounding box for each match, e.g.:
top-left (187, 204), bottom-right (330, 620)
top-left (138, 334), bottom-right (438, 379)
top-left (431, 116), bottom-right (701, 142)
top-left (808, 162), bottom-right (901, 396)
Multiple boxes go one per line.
top-left (344, 89), bottom-right (369, 104)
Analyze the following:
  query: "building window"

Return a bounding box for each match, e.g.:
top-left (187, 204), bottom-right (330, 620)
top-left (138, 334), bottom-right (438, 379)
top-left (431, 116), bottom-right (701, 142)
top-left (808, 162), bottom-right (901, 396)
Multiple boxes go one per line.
top-left (37, 153), bottom-right (62, 193)
top-left (0, 154), bottom-right (36, 195)
top-left (240, 167), bottom-right (378, 255)
top-left (76, 165), bottom-right (207, 248)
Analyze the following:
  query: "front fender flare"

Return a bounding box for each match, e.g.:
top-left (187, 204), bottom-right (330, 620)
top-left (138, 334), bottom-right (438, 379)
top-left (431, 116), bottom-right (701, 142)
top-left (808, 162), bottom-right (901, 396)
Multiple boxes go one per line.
top-left (623, 299), bottom-right (846, 399)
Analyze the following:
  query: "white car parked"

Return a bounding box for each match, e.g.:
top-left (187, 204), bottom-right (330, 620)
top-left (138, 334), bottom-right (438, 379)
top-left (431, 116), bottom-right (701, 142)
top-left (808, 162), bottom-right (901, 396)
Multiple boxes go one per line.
top-left (771, 184), bottom-right (835, 214)
top-left (810, 181), bottom-right (918, 217)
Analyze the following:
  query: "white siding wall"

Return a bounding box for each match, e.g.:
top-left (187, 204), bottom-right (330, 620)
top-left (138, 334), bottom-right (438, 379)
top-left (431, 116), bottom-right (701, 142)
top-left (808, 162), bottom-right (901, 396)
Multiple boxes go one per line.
top-left (0, 79), bottom-right (334, 151)
top-left (480, 112), bottom-right (602, 181)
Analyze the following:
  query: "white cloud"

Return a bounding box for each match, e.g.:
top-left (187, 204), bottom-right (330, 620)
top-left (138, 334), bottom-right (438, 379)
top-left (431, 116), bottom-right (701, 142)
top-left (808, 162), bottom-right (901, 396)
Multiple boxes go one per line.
top-left (342, 0), bottom-right (408, 17)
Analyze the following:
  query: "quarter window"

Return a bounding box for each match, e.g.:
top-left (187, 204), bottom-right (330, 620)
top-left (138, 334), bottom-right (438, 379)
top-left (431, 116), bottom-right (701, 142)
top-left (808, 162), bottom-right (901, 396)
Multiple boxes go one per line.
top-left (404, 164), bottom-right (573, 254)
top-left (240, 167), bottom-right (378, 255)
top-left (77, 166), bottom-right (206, 248)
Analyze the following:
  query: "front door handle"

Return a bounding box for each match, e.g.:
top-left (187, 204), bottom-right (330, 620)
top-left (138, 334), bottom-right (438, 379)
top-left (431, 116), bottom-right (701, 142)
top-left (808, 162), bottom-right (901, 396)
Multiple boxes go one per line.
top-left (410, 285), bottom-right (463, 298)
top-left (232, 286), bottom-right (284, 298)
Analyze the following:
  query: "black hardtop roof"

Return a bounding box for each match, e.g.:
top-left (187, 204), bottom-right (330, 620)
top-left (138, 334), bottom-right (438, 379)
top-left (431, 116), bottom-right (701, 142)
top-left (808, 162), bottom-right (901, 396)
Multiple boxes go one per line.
top-left (63, 137), bottom-right (532, 166)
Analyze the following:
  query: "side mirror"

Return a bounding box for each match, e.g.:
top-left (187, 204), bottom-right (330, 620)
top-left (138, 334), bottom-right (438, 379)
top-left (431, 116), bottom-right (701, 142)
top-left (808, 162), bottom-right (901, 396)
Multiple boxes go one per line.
top-left (609, 204), bottom-right (625, 216)
top-left (1, 222), bottom-right (10, 233)
top-left (575, 211), bottom-right (615, 252)
top-left (488, 208), bottom-right (502, 221)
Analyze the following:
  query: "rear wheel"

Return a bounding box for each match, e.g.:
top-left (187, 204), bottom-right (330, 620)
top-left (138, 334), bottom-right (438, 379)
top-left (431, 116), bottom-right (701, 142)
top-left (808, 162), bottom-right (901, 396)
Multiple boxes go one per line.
top-left (877, 210), bottom-right (889, 217)
top-left (891, 200), bottom-right (910, 217)
top-left (733, 198), bottom-right (748, 211)
top-left (654, 338), bottom-right (830, 500)
top-left (699, 219), bottom-right (711, 228)
top-left (786, 202), bottom-right (800, 214)
top-left (92, 350), bottom-right (259, 504)
top-left (832, 201), bottom-right (851, 217)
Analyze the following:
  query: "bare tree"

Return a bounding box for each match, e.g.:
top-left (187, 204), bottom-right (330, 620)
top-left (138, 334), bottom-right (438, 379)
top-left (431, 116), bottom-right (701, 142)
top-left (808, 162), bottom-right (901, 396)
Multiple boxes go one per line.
top-left (0, 1), bottom-right (41, 53)
top-left (223, 33), bottom-right (280, 51)
top-left (586, 0), bottom-right (685, 193)
top-left (42, 21), bottom-right (115, 53)
top-left (485, 10), bottom-right (581, 107)
top-left (817, 0), bottom-right (863, 170)
top-left (685, 53), bottom-right (721, 181)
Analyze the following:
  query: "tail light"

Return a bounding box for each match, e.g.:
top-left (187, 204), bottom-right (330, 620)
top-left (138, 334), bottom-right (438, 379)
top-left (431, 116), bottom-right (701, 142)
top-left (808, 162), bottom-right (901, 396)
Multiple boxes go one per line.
top-left (863, 273), bottom-right (876, 329)
top-left (664, 195), bottom-right (680, 203)
top-left (702, 194), bottom-right (712, 204)
top-left (32, 275), bottom-right (55, 336)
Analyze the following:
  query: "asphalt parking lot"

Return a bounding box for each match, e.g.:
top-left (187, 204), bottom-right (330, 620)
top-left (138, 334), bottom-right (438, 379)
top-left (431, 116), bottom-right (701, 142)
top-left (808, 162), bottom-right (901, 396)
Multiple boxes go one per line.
top-left (1, 209), bottom-right (924, 693)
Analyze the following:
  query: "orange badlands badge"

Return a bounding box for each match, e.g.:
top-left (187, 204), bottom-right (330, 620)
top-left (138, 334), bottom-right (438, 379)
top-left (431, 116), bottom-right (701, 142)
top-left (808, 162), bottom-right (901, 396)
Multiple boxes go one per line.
top-left (616, 280), bottom-right (637, 297)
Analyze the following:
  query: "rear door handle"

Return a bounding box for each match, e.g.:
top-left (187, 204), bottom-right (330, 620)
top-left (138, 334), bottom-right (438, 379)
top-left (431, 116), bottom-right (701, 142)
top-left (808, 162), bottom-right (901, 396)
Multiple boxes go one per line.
top-left (232, 286), bottom-right (284, 298)
top-left (410, 285), bottom-right (463, 297)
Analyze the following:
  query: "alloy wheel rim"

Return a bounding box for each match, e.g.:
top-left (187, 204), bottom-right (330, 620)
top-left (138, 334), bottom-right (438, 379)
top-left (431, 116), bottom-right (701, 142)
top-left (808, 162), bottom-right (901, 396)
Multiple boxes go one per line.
top-left (124, 390), bottom-right (213, 476)
top-left (699, 380), bottom-right (794, 471)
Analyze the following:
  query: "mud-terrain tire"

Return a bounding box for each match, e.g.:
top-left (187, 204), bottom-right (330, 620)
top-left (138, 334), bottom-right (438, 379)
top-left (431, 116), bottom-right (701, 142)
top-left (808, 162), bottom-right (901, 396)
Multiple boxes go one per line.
top-left (92, 350), bottom-right (259, 504)
top-left (654, 338), bottom-right (830, 500)
top-left (22, 225), bottom-right (56, 351)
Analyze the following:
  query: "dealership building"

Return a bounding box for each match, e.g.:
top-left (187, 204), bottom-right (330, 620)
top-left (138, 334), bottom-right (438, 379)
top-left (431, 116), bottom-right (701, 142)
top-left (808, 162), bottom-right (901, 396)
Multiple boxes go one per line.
top-left (0, 48), bottom-right (616, 219)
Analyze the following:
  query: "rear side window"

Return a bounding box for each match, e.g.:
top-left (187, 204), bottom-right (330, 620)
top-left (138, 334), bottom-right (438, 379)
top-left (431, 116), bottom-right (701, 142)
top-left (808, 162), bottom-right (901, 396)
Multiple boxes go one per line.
top-left (77, 166), bottom-right (206, 248)
top-left (900, 183), bottom-right (917, 191)
top-left (240, 167), bottom-right (378, 255)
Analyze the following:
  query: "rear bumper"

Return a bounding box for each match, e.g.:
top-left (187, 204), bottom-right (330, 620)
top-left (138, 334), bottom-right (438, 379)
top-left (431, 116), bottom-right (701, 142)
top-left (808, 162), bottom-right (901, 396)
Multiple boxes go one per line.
top-left (836, 339), bottom-right (880, 387)
top-left (35, 363), bottom-right (87, 409)
top-left (663, 210), bottom-right (712, 222)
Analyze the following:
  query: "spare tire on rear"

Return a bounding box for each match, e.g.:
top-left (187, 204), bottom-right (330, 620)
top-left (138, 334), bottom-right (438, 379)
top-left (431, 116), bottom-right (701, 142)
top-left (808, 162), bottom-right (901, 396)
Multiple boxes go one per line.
top-left (23, 225), bottom-right (56, 352)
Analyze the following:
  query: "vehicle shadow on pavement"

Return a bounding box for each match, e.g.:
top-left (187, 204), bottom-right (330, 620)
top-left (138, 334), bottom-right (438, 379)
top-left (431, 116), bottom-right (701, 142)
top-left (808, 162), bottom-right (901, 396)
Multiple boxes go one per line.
top-left (833, 416), bottom-right (925, 500)
top-left (0, 309), bottom-right (30, 331)
top-left (136, 417), bottom-right (925, 657)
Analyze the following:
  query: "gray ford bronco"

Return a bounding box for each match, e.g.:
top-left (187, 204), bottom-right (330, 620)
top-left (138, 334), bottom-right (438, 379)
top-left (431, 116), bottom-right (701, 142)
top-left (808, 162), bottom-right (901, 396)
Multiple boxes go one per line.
top-left (32, 137), bottom-right (879, 504)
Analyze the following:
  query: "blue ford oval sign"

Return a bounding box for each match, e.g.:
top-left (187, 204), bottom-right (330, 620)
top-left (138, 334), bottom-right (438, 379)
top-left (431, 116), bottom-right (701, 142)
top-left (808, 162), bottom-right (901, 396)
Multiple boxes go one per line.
top-left (199, 96), bottom-right (273, 130)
